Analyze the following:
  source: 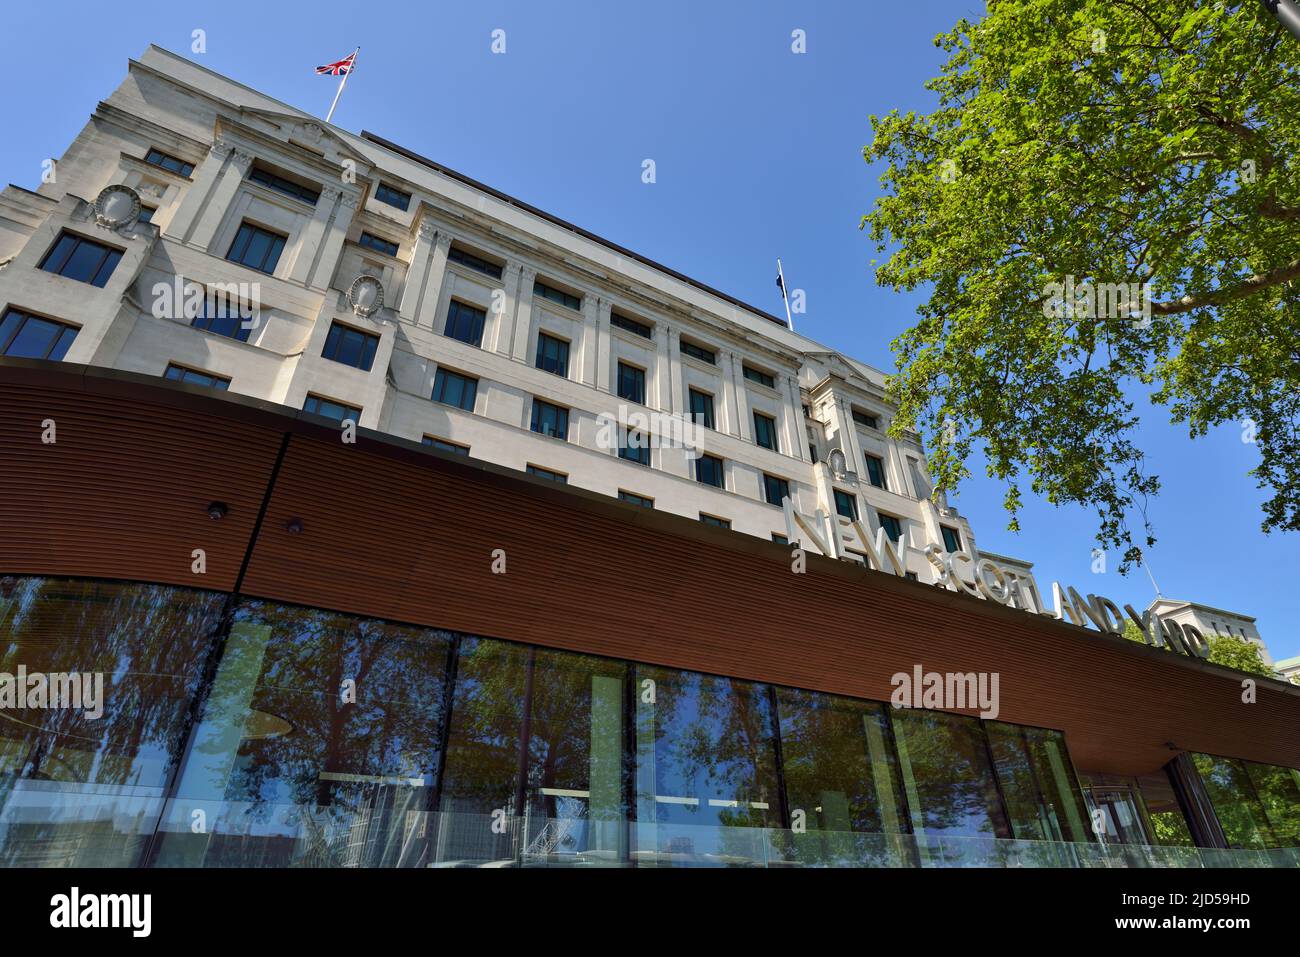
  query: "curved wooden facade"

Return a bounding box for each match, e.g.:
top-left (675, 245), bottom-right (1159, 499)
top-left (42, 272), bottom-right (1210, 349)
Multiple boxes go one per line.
top-left (2, 358), bottom-right (1298, 779)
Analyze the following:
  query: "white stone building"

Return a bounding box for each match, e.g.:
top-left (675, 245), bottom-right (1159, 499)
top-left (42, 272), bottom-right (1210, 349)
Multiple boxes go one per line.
top-left (0, 45), bottom-right (1029, 592)
top-left (1147, 598), bottom-right (1274, 667)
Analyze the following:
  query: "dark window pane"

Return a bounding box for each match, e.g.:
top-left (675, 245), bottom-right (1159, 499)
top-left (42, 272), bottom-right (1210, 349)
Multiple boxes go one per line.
top-left (753, 412), bottom-right (778, 451)
top-left (865, 455), bottom-right (887, 490)
top-left (248, 165), bottom-right (320, 205)
top-left (447, 246), bottom-right (503, 280)
top-left (610, 313), bottom-right (652, 338)
top-left (322, 322), bottom-right (381, 372)
top-left (534, 333), bottom-right (569, 377)
top-left (534, 281), bottom-right (581, 311)
top-left (526, 465), bottom-right (567, 483)
top-left (941, 526), bottom-right (962, 553)
top-left (39, 233), bottom-right (122, 287)
top-left (763, 474), bottom-right (790, 507)
top-left (619, 428), bottom-right (650, 465)
top-left (879, 515), bottom-right (902, 543)
top-left (834, 489), bottom-right (858, 520)
top-left (432, 369), bottom-right (478, 412)
top-left (358, 232), bottom-right (399, 256)
top-left (618, 491), bottom-right (654, 508)
top-left (375, 182), bottom-right (411, 211)
top-left (226, 222), bottom-right (287, 274)
top-left (681, 340), bottom-right (716, 364)
top-left (445, 301), bottom-right (486, 347)
top-left (689, 389), bottom-right (715, 430)
top-left (743, 366), bottom-right (776, 389)
top-left (303, 394), bottom-right (361, 423)
top-left (617, 362), bottom-right (645, 405)
top-left (695, 454), bottom-right (724, 488)
top-left (422, 436), bottom-right (470, 455)
top-left (530, 399), bottom-right (569, 441)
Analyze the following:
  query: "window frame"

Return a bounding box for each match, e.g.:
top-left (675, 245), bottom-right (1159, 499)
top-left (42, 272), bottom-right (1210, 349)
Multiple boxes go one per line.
top-left (225, 221), bottom-right (288, 275)
top-left (374, 181), bottom-right (412, 211)
top-left (616, 361), bottom-right (647, 405)
top-left (0, 308), bottom-right (79, 360)
top-left (321, 320), bottom-right (381, 371)
top-left (38, 231), bottom-right (124, 288)
top-left (530, 398), bottom-right (570, 441)
top-left (431, 368), bottom-right (479, 412)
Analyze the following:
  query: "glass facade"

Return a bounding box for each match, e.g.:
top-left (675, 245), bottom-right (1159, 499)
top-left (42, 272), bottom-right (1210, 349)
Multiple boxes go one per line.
top-left (2, 575), bottom-right (1297, 869)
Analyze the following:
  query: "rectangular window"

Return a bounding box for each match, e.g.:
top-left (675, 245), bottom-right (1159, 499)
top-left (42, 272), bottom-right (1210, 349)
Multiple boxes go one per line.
top-left (681, 340), bottom-right (716, 365)
top-left (905, 571), bottom-right (919, 581)
top-left (444, 300), bottom-right (487, 347)
top-left (526, 464), bottom-right (567, 484)
top-left (619, 427), bottom-right (651, 466)
top-left (358, 232), bottom-right (399, 256)
top-left (534, 280), bottom-right (581, 311)
top-left (447, 246), bottom-right (504, 280)
top-left (610, 312), bottom-right (652, 338)
top-left (0, 309), bottom-right (78, 360)
top-left (530, 399), bottom-right (569, 440)
top-left (753, 412), bottom-right (779, 451)
top-left (743, 365), bottom-right (776, 389)
top-left (138, 206), bottom-right (156, 224)
top-left (422, 436), bottom-right (470, 456)
top-left (763, 474), bottom-right (790, 507)
top-left (144, 148), bottom-right (194, 177)
top-left (164, 363), bottom-right (230, 390)
top-left (226, 221), bottom-right (287, 275)
top-left (39, 232), bottom-right (123, 287)
top-left (618, 490), bottom-right (654, 508)
top-left (941, 525), bottom-right (963, 554)
top-left (695, 453), bottom-right (724, 488)
top-left (617, 362), bottom-right (646, 405)
top-left (688, 388), bottom-right (715, 429)
top-left (375, 182), bottom-right (411, 210)
top-left (772, 533), bottom-right (789, 545)
top-left (322, 321), bottom-right (381, 371)
top-left (534, 332), bottom-right (570, 377)
top-left (303, 394), bottom-right (360, 424)
top-left (879, 514), bottom-right (903, 543)
top-left (248, 164), bottom-right (320, 205)
top-left (834, 489), bottom-right (858, 521)
top-left (852, 409), bottom-right (879, 430)
top-left (865, 454), bottom-right (887, 490)
top-left (699, 514), bottom-right (731, 529)
top-left (432, 368), bottom-right (478, 411)
top-left (191, 295), bottom-right (253, 343)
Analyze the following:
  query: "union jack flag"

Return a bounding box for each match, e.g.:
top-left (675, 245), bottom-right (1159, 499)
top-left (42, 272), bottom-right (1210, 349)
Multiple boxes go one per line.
top-left (315, 52), bottom-right (357, 76)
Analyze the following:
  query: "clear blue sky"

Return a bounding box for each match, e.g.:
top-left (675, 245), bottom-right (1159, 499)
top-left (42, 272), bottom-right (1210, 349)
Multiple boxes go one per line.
top-left (3, 0), bottom-right (1295, 660)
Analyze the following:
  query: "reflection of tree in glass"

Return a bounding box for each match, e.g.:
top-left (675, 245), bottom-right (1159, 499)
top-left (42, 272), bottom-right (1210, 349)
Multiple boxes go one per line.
top-left (203, 601), bottom-right (449, 861)
top-left (0, 577), bottom-right (223, 788)
top-left (892, 709), bottom-right (1006, 838)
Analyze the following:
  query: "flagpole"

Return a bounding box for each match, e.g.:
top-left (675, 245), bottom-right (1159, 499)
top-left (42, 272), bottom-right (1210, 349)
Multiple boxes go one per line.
top-left (325, 47), bottom-right (359, 125)
top-left (777, 258), bottom-right (794, 331)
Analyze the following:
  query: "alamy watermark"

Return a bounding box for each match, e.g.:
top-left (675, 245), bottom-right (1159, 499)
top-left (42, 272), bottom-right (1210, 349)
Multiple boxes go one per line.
top-left (0, 666), bottom-right (104, 719)
top-left (1041, 275), bottom-right (1153, 326)
top-left (151, 274), bottom-right (261, 332)
top-left (595, 405), bottom-right (707, 460)
top-left (890, 664), bottom-right (999, 719)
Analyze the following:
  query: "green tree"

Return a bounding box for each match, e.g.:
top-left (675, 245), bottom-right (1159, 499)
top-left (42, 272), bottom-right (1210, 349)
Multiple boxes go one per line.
top-left (863, 1), bottom-right (1300, 571)
top-left (1204, 631), bottom-right (1275, 677)
top-left (1122, 616), bottom-right (1276, 676)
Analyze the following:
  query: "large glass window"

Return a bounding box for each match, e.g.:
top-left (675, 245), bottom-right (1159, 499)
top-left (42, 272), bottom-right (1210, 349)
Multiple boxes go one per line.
top-left (152, 601), bottom-right (453, 867)
top-left (617, 362), bottom-right (646, 405)
top-left (634, 666), bottom-right (783, 865)
top-left (688, 389), bottom-right (715, 429)
top-left (444, 300), bottom-right (486, 347)
top-left (1192, 753), bottom-right (1286, 849)
top-left (303, 394), bottom-right (361, 424)
top-left (431, 369), bottom-right (477, 412)
top-left (39, 232), bottom-right (123, 287)
top-left (890, 709), bottom-right (1011, 863)
top-left (534, 333), bottom-right (569, 377)
top-left (0, 577), bottom-right (225, 867)
top-left (226, 222), bottom-right (287, 275)
top-left (530, 399), bottom-right (569, 441)
top-left (321, 322), bottom-right (380, 371)
top-left (0, 309), bottom-right (78, 360)
top-left (753, 412), bottom-right (778, 451)
top-left (775, 688), bottom-right (911, 866)
top-left (985, 722), bottom-right (1091, 844)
